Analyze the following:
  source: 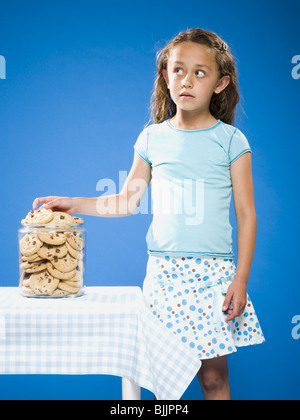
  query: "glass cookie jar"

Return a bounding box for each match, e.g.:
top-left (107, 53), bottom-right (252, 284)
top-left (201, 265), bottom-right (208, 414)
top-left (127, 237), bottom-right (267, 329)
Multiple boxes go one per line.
top-left (18, 222), bottom-right (86, 298)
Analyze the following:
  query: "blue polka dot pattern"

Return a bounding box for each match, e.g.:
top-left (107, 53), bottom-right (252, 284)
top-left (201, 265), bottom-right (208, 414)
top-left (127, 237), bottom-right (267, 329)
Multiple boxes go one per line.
top-left (143, 256), bottom-right (265, 360)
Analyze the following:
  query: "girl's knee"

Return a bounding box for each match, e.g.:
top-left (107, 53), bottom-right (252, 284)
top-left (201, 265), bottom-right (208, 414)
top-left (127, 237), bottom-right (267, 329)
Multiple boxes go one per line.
top-left (200, 369), bottom-right (228, 393)
top-left (198, 358), bottom-right (229, 393)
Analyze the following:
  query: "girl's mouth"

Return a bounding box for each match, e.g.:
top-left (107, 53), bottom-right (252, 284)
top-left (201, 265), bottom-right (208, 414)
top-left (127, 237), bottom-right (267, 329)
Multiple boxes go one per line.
top-left (180, 93), bottom-right (195, 99)
top-left (180, 95), bottom-right (195, 99)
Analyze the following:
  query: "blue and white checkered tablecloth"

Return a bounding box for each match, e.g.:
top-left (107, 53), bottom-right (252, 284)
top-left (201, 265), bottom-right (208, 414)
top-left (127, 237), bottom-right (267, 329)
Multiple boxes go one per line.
top-left (0, 287), bottom-right (200, 400)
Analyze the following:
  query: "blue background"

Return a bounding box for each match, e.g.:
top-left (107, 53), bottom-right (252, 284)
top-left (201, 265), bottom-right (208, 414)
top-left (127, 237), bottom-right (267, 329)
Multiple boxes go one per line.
top-left (0, 0), bottom-right (299, 400)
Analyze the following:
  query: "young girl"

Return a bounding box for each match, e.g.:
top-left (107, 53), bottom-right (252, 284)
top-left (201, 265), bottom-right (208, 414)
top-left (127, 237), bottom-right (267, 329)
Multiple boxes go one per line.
top-left (33, 28), bottom-right (265, 400)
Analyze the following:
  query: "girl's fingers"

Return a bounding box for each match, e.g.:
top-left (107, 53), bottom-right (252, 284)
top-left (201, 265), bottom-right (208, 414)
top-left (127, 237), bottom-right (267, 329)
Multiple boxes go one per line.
top-left (222, 291), bottom-right (233, 312)
top-left (32, 197), bottom-right (49, 210)
top-left (43, 199), bottom-right (62, 210)
top-left (225, 303), bottom-right (245, 322)
top-left (32, 196), bottom-right (73, 214)
top-left (43, 198), bottom-right (73, 214)
top-left (42, 201), bottom-right (55, 209)
top-left (32, 196), bottom-right (59, 210)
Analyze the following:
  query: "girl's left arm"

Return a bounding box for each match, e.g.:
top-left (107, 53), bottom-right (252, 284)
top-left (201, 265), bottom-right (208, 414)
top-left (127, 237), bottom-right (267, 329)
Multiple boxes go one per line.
top-left (223, 152), bottom-right (257, 322)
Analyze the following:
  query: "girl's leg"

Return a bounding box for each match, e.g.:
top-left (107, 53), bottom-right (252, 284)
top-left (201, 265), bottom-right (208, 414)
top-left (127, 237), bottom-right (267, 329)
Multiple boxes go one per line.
top-left (197, 355), bottom-right (231, 400)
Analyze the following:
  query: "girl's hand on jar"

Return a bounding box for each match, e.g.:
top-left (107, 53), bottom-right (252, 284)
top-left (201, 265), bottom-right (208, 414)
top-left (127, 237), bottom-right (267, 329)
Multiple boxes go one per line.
top-left (32, 196), bottom-right (78, 215)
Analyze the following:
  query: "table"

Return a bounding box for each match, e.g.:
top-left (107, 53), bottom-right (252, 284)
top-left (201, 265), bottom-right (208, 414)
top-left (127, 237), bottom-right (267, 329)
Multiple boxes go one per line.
top-left (0, 287), bottom-right (201, 400)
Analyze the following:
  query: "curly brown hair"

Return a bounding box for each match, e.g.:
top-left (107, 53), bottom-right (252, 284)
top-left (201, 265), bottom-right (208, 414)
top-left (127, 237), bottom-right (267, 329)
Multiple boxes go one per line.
top-left (148, 28), bottom-right (240, 126)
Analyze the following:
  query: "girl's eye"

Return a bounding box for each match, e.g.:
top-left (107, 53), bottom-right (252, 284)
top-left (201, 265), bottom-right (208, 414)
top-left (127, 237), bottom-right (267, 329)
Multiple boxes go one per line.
top-left (196, 70), bottom-right (205, 77)
top-left (174, 68), bottom-right (205, 77)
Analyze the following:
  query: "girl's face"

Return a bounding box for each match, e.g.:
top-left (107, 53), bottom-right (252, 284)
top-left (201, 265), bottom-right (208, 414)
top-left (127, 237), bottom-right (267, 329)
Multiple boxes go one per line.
top-left (162, 42), bottom-right (230, 116)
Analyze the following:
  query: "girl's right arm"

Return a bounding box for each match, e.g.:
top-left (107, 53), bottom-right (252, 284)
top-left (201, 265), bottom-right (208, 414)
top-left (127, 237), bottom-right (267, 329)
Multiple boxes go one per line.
top-left (32, 152), bottom-right (152, 218)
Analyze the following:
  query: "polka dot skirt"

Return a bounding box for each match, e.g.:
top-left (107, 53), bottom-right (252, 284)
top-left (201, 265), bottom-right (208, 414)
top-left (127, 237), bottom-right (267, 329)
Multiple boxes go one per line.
top-left (143, 256), bottom-right (265, 360)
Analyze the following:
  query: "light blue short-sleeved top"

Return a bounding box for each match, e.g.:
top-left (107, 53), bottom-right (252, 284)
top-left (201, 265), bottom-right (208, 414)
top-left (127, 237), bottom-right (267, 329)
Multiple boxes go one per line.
top-left (134, 119), bottom-right (252, 259)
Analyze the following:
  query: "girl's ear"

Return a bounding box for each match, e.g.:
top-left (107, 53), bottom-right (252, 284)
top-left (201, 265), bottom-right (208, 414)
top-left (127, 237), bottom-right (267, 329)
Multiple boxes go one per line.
top-left (162, 69), bottom-right (170, 89)
top-left (214, 75), bottom-right (231, 94)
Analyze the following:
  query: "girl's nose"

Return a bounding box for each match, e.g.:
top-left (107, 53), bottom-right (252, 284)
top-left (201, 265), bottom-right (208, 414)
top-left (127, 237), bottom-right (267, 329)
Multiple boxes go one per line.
top-left (182, 75), bottom-right (193, 88)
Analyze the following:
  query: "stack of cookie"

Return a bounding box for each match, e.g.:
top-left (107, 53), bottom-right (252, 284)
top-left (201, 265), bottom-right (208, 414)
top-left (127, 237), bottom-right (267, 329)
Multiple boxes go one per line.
top-left (19, 208), bottom-right (85, 297)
